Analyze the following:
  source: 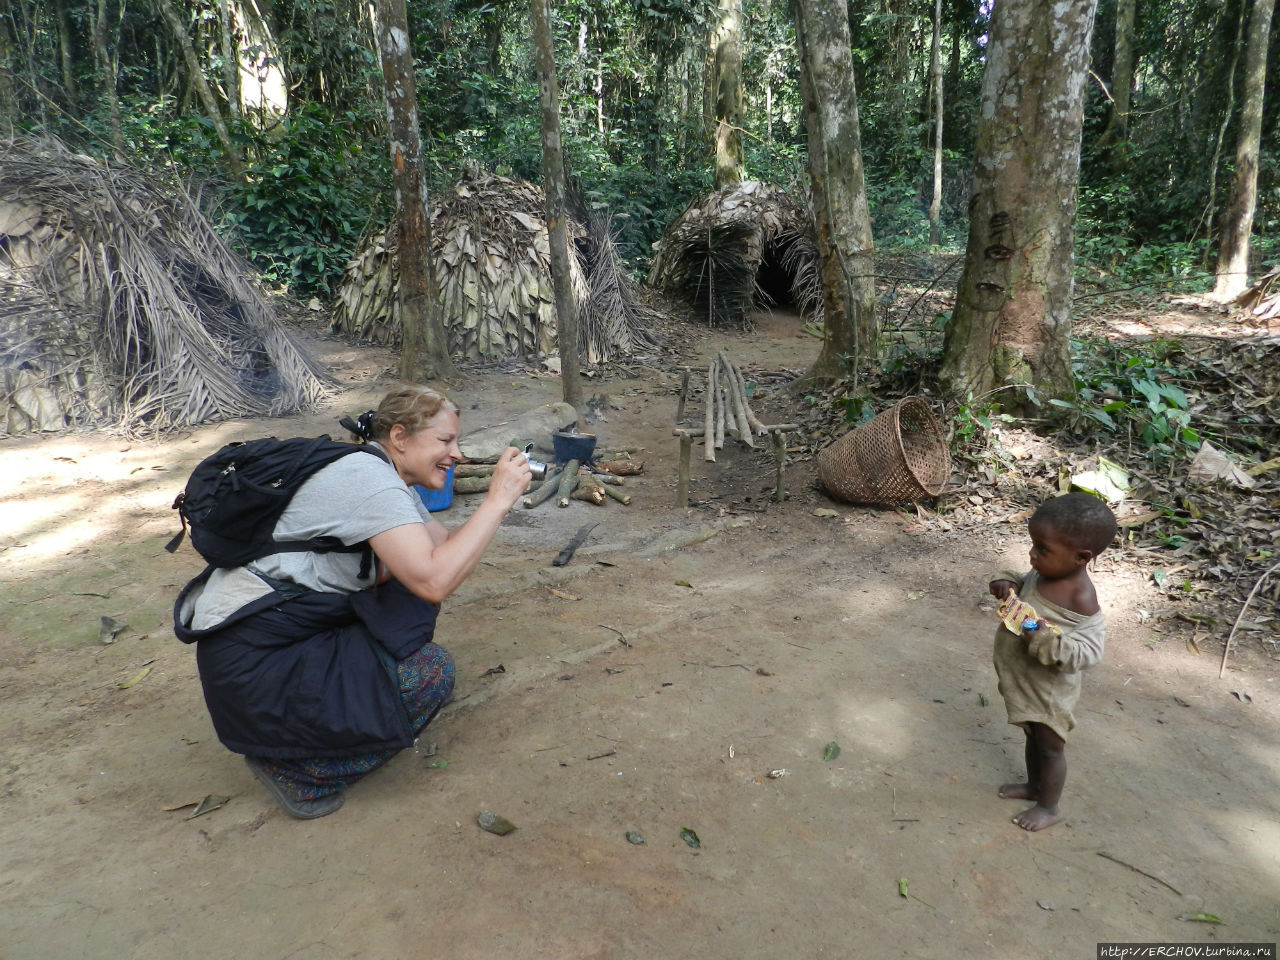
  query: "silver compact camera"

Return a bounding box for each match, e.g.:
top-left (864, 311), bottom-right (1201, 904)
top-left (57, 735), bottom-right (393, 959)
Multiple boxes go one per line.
top-left (521, 442), bottom-right (549, 480)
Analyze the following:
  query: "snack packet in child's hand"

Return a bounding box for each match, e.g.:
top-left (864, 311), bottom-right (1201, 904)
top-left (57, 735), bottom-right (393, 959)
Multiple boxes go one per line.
top-left (997, 590), bottom-right (1061, 637)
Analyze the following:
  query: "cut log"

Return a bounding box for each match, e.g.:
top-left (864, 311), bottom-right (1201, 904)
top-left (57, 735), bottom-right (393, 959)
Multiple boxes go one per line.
top-left (593, 459), bottom-right (644, 476)
top-left (521, 468), bottom-right (564, 508)
top-left (556, 459), bottom-right (581, 507)
top-left (453, 475), bottom-right (491, 494)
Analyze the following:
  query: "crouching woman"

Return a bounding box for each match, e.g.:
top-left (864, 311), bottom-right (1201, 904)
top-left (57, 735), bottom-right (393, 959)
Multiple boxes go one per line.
top-left (173, 386), bottom-right (531, 819)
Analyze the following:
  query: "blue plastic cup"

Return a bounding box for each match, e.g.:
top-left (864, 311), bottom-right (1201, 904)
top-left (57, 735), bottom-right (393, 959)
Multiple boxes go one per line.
top-left (414, 463), bottom-right (455, 512)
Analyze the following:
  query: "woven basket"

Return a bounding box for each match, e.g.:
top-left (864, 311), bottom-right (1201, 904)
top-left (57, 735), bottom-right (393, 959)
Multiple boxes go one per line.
top-left (817, 397), bottom-right (950, 505)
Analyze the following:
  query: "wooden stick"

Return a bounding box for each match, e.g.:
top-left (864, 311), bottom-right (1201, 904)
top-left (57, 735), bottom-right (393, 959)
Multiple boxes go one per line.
top-left (772, 428), bottom-right (788, 502)
top-left (571, 480), bottom-right (606, 504)
top-left (593, 460), bottom-right (644, 476)
top-left (556, 459), bottom-right (581, 507)
top-left (453, 476), bottom-right (491, 494)
top-left (704, 359), bottom-right (717, 462)
top-left (454, 463), bottom-right (496, 478)
top-left (593, 473), bottom-right (624, 486)
top-left (715, 374), bottom-right (728, 449)
top-left (720, 352), bottom-right (754, 448)
top-left (521, 468), bottom-right (564, 508)
top-left (721, 368), bottom-right (741, 441)
top-left (1220, 558), bottom-right (1280, 678)
top-left (600, 483), bottom-right (631, 505)
top-left (725, 354), bottom-right (767, 437)
top-left (677, 433), bottom-right (692, 507)
top-left (676, 368), bottom-right (690, 423)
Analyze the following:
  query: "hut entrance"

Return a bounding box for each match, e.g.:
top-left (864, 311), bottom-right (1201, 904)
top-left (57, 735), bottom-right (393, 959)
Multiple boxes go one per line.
top-left (648, 181), bottom-right (819, 329)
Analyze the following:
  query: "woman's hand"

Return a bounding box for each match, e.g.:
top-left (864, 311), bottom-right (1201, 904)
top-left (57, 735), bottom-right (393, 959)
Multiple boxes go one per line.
top-left (486, 446), bottom-right (532, 510)
top-left (989, 579), bottom-right (1017, 600)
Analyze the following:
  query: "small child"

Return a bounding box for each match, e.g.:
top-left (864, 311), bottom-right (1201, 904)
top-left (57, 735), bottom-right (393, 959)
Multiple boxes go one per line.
top-left (988, 492), bottom-right (1118, 832)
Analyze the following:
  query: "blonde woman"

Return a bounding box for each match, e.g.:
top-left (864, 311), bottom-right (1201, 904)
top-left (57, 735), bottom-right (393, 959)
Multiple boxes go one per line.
top-left (174, 387), bottom-right (531, 818)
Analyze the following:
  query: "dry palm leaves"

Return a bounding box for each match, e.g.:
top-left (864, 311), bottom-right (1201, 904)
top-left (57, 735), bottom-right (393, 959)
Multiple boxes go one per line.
top-left (0, 138), bottom-right (330, 436)
top-left (331, 171), bottom-right (658, 364)
top-left (1233, 265), bottom-right (1280, 320)
top-left (647, 181), bottom-right (820, 327)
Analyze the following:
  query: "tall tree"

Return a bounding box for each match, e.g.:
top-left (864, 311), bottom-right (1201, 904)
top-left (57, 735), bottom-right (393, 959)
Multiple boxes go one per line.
top-left (1214, 0), bottom-right (1276, 298)
top-left (1099, 0), bottom-right (1136, 149)
top-left (152, 0), bottom-right (244, 178)
top-left (794, 0), bottom-right (877, 379)
top-left (92, 0), bottom-right (125, 156)
top-left (709, 0), bottom-right (745, 185)
top-left (532, 0), bottom-right (583, 413)
top-left (927, 0), bottom-right (944, 246)
top-left (940, 0), bottom-right (1098, 405)
top-left (373, 0), bottom-right (454, 381)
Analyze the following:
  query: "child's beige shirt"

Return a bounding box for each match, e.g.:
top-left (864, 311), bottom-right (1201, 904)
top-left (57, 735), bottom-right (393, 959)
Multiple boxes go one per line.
top-left (992, 569), bottom-right (1107, 739)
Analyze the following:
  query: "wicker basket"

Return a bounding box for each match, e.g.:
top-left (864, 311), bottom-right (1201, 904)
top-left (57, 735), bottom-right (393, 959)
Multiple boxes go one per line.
top-left (817, 397), bottom-right (950, 505)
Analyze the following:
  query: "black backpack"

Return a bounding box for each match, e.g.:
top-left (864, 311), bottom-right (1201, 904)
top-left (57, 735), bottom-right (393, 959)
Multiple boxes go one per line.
top-left (165, 435), bottom-right (390, 573)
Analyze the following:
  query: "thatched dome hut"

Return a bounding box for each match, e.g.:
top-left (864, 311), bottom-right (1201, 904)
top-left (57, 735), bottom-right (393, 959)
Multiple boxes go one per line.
top-left (331, 171), bottom-right (657, 364)
top-left (647, 180), bottom-right (820, 327)
top-left (0, 140), bottom-right (330, 436)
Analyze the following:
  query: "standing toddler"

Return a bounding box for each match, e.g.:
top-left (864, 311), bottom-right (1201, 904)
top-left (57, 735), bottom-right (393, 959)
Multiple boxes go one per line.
top-left (988, 492), bottom-right (1118, 831)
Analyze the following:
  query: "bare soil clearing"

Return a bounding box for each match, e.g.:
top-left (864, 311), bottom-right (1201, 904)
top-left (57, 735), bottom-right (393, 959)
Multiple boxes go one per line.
top-left (2, 307), bottom-right (1277, 959)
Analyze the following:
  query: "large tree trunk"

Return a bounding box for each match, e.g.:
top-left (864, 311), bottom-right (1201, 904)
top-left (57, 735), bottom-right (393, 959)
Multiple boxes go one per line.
top-left (92, 0), bottom-right (125, 156)
top-left (794, 0), bottom-right (877, 380)
top-left (1100, 0), bottom-right (1136, 148)
top-left (1214, 0), bottom-right (1276, 299)
top-left (373, 0), bottom-right (455, 382)
top-left (53, 0), bottom-right (79, 106)
top-left (709, 0), bottom-right (745, 186)
top-left (531, 0), bottom-right (583, 414)
top-left (152, 0), bottom-right (244, 179)
top-left (940, 0), bottom-right (1098, 406)
top-left (927, 0), bottom-right (944, 247)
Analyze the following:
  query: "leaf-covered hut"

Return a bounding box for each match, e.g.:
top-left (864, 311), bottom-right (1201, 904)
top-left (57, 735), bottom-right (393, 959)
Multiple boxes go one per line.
top-left (647, 180), bottom-right (820, 327)
top-left (0, 140), bottom-right (330, 436)
top-left (331, 170), bottom-right (658, 364)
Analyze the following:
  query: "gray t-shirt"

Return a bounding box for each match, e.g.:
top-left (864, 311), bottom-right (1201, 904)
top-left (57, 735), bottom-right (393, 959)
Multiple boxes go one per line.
top-left (187, 445), bottom-right (431, 630)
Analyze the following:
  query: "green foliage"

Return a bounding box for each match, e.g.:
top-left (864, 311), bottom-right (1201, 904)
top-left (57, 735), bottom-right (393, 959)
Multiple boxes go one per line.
top-left (1049, 337), bottom-right (1201, 464)
top-left (950, 393), bottom-right (1014, 463)
top-left (219, 107), bottom-right (390, 294)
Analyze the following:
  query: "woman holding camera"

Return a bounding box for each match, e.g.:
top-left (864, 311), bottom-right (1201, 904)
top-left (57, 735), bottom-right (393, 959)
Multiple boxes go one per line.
top-left (174, 386), bottom-right (531, 818)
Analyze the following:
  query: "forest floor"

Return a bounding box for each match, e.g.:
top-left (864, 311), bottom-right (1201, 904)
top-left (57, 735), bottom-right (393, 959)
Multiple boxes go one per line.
top-left (1, 291), bottom-right (1278, 960)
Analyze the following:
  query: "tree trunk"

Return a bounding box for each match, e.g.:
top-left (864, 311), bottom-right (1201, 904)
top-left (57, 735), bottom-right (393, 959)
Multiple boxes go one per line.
top-left (940, 0), bottom-right (1098, 406)
top-left (53, 0), bottom-right (79, 106)
top-left (218, 0), bottom-right (241, 118)
top-left (928, 0), bottom-right (944, 247)
top-left (710, 0), bottom-right (745, 186)
top-left (152, 0), bottom-right (244, 179)
top-left (531, 0), bottom-right (583, 414)
top-left (794, 0), bottom-right (878, 380)
top-left (0, 0), bottom-right (18, 130)
top-left (1214, 0), bottom-right (1276, 299)
top-left (92, 0), bottom-right (125, 156)
top-left (372, 0), bottom-right (455, 382)
top-left (1100, 0), bottom-right (1135, 147)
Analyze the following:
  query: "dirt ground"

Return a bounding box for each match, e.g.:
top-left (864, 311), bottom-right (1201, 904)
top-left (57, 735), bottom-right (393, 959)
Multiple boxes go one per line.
top-left (2, 308), bottom-right (1278, 960)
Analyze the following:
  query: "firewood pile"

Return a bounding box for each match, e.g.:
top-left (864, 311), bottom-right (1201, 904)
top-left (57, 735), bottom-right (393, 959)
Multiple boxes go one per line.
top-left (331, 170), bottom-right (659, 363)
top-left (445, 458), bottom-right (643, 509)
top-left (0, 138), bottom-right (330, 436)
top-left (647, 180), bottom-right (820, 327)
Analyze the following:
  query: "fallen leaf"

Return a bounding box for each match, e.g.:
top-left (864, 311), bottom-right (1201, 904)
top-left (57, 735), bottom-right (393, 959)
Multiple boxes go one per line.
top-left (898, 877), bottom-right (909, 898)
top-left (767, 768), bottom-right (788, 779)
top-left (674, 580), bottom-right (693, 588)
top-left (549, 588), bottom-right (580, 601)
top-left (823, 741), bottom-right (841, 762)
top-left (476, 810), bottom-right (516, 835)
top-left (812, 508), bottom-right (839, 518)
top-left (118, 665), bottom-right (152, 689)
top-left (1177, 912), bottom-right (1224, 924)
top-left (907, 591), bottom-right (924, 601)
top-left (625, 830), bottom-right (646, 845)
top-left (1037, 900), bottom-right (1055, 911)
top-left (99, 616), bottom-right (127, 644)
top-left (679, 827), bottom-right (701, 849)
top-left (187, 795), bottom-right (229, 819)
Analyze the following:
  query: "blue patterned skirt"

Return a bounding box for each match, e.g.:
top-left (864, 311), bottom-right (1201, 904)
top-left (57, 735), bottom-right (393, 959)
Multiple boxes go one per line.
top-left (251, 641), bottom-right (455, 801)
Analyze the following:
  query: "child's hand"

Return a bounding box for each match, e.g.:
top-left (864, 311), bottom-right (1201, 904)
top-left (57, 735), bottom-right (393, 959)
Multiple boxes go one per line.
top-left (989, 579), bottom-right (1017, 600)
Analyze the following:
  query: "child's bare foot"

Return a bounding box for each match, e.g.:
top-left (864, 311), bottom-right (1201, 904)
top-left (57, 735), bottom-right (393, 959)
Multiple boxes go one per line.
top-left (1012, 804), bottom-right (1063, 831)
top-left (998, 782), bottom-right (1037, 800)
